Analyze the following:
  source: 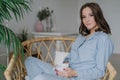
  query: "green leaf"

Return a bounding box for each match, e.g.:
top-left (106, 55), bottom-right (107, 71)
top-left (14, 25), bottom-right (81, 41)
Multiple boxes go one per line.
top-left (0, 0), bottom-right (32, 77)
top-left (0, 24), bottom-right (24, 57)
top-left (0, 64), bottom-right (6, 72)
top-left (0, 64), bottom-right (6, 79)
top-left (0, 0), bottom-right (31, 23)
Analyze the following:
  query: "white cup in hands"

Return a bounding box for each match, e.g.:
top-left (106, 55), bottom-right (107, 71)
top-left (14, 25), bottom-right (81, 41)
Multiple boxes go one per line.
top-left (55, 63), bottom-right (69, 71)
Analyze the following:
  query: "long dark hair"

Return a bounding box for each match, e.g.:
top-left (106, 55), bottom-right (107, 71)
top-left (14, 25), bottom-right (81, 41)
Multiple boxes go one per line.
top-left (79, 2), bottom-right (111, 36)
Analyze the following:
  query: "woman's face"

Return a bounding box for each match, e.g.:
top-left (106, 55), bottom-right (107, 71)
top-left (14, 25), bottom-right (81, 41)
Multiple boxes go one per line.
top-left (82, 7), bottom-right (98, 32)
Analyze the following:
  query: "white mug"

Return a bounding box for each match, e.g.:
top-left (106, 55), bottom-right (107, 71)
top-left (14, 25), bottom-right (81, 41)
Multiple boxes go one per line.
top-left (55, 63), bottom-right (69, 71)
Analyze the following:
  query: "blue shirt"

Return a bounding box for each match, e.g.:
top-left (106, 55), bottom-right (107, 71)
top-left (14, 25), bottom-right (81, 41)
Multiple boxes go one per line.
top-left (64, 31), bottom-right (114, 80)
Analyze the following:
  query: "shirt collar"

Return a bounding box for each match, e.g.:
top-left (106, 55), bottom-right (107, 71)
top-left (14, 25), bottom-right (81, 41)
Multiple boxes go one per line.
top-left (85, 31), bottom-right (102, 40)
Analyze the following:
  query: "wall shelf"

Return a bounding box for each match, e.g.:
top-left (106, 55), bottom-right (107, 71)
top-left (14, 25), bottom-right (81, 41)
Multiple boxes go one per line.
top-left (32, 32), bottom-right (78, 38)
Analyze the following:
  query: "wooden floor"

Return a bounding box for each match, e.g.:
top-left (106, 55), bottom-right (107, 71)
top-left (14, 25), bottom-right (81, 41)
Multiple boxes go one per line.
top-left (109, 54), bottom-right (120, 80)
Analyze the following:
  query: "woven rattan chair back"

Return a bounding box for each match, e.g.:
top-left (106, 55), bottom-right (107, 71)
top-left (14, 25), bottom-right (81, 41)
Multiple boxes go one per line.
top-left (102, 62), bottom-right (117, 80)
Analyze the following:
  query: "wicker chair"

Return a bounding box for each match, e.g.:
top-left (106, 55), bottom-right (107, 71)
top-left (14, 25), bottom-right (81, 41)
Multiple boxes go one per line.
top-left (4, 36), bottom-right (117, 80)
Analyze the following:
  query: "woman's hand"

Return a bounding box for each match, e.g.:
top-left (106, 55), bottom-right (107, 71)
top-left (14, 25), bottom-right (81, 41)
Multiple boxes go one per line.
top-left (56, 68), bottom-right (77, 78)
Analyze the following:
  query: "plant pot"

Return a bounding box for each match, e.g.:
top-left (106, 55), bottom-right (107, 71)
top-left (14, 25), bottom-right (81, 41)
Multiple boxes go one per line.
top-left (35, 21), bottom-right (44, 32)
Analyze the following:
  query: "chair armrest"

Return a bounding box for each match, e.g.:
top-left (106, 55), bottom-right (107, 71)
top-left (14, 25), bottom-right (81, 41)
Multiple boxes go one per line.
top-left (4, 55), bottom-right (15, 80)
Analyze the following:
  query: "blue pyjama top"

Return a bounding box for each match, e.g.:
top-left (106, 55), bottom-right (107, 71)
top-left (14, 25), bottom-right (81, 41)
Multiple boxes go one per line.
top-left (64, 31), bottom-right (114, 80)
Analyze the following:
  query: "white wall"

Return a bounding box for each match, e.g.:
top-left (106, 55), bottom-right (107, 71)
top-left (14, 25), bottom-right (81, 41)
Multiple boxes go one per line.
top-left (7, 0), bottom-right (78, 34)
top-left (7, 0), bottom-right (120, 53)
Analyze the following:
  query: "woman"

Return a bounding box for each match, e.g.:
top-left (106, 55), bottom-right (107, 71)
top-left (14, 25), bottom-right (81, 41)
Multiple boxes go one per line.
top-left (25, 2), bottom-right (114, 80)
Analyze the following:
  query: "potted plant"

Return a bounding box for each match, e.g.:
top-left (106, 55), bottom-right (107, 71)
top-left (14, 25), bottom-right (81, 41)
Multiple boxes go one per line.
top-left (36, 7), bottom-right (53, 32)
top-left (18, 27), bottom-right (28, 42)
top-left (37, 7), bottom-right (53, 21)
top-left (0, 0), bottom-right (32, 79)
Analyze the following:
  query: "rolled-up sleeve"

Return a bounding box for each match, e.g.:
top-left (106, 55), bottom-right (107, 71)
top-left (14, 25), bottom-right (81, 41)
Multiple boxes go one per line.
top-left (63, 35), bottom-right (83, 63)
top-left (76, 37), bottom-right (114, 79)
top-left (63, 42), bottom-right (77, 63)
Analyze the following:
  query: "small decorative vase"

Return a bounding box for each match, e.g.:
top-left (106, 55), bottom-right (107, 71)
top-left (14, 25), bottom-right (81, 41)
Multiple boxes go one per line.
top-left (35, 21), bottom-right (44, 32)
top-left (46, 16), bottom-right (53, 32)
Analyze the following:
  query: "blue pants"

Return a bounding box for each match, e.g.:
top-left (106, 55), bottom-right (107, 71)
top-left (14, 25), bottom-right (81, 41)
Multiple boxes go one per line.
top-left (25, 57), bottom-right (70, 80)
